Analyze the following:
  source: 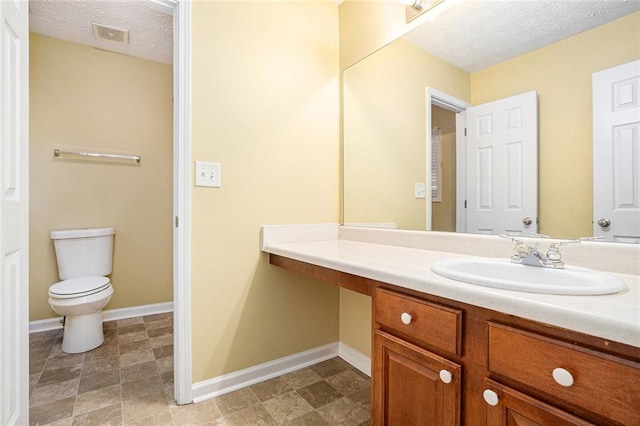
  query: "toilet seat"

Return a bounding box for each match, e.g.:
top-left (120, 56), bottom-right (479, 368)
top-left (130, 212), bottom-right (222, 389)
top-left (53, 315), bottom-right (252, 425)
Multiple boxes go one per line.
top-left (49, 276), bottom-right (111, 299)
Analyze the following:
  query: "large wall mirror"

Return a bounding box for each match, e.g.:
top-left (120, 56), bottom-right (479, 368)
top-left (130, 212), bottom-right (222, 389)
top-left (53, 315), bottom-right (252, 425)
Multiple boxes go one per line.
top-left (343, 1), bottom-right (640, 242)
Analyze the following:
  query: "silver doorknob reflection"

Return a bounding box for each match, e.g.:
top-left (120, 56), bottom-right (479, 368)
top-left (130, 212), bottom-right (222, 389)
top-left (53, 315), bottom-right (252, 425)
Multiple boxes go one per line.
top-left (597, 218), bottom-right (611, 228)
top-left (522, 217), bottom-right (533, 226)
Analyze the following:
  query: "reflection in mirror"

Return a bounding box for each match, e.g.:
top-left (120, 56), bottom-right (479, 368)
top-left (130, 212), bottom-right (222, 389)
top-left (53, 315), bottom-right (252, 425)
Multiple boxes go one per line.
top-left (343, 3), bottom-right (640, 242)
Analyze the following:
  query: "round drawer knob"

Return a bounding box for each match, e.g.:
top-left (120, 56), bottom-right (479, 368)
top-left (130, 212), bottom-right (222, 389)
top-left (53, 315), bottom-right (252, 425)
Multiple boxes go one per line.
top-left (439, 369), bottom-right (453, 384)
top-left (552, 368), bottom-right (574, 387)
top-left (483, 389), bottom-right (500, 406)
top-left (400, 312), bottom-right (412, 325)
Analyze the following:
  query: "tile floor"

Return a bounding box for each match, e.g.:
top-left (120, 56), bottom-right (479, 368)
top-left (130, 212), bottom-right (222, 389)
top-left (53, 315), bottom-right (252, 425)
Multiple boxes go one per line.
top-left (29, 313), bottom-right (371, 425)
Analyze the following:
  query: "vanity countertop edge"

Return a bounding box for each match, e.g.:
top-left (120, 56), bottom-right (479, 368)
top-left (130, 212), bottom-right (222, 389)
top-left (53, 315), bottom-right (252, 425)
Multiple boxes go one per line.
top-left (262, 224), bottom-right (640, 349)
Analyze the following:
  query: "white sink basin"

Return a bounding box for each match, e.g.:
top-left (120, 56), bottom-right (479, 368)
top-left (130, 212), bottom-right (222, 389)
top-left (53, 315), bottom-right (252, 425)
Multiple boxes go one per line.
top-left (431, 257), bottom-right (627, 295)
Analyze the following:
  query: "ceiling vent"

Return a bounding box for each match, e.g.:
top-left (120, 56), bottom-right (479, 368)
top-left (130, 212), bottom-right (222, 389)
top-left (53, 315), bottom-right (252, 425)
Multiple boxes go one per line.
top-left (92, 23), bottom-right (129, 44)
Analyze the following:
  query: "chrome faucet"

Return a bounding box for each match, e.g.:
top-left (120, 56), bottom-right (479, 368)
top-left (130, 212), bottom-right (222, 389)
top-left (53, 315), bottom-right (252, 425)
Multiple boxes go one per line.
top-left (500, 235), bottom-right (590, 269)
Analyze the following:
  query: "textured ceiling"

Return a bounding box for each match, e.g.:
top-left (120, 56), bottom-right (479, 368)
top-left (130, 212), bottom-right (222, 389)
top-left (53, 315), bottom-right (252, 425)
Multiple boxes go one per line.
top-left (29, 0), bottom-right (173, 65)
top-left (403, 0), bottom-right (640, 73)
top-left (28, 0), bottom-right (640, 71)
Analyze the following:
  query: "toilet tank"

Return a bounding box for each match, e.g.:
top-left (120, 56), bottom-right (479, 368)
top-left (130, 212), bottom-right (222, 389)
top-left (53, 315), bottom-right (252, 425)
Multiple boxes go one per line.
top-left (51, 227), bottom-right (115, 280)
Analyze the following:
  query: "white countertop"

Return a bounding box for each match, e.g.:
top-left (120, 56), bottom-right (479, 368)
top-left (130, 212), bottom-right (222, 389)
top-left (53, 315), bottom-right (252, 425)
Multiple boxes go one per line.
top-left (262, 225), bottom-right (640, 348)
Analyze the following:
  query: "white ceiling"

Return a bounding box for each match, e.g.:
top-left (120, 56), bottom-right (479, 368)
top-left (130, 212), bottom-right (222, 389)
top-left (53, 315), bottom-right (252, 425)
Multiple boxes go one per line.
top-left (403, 0), bottom-right (640, 73)
top-left (29, 0), bottom-right (173, 65)
top-left (28, 0), bottom-right (640, 71)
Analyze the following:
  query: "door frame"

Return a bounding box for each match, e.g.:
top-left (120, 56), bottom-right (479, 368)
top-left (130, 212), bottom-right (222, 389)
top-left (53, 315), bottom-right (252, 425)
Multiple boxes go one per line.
top-left (151, 0), bottom-right (193, 405)
top-left (425, 88), bottom-right (470, 232)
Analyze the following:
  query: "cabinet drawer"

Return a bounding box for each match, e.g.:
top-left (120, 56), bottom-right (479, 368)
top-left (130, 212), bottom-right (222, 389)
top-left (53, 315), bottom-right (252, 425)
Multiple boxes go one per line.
top-left (375, 288), bottom-right (462, 356)
top-left (488, 323), bottom-right (640, 425)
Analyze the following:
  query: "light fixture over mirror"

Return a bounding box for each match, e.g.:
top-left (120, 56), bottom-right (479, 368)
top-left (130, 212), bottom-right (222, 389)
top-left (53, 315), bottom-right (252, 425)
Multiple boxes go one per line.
top-left (343, 2), bottom-right (640, 243)
top-left (400, 0), bottom-right (446, 22)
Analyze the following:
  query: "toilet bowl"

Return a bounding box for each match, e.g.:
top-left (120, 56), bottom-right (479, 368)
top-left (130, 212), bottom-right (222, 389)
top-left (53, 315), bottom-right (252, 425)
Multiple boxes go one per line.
top-left (48, 227), bottom-right (115, 354)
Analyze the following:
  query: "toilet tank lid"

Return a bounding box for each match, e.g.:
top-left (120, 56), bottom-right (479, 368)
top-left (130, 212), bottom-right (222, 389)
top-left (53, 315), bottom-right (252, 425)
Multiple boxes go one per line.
top-left (51, 227), bottom-right (115, 240)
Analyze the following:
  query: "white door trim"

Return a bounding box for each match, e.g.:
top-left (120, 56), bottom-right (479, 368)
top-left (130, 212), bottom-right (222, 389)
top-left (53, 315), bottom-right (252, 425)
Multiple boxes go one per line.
top-left (425, 88), bottom-right (470, 231)
top-left (154, 0), bottom-right (192, 405)
top-left (0, 0), bottom-right (29, 424)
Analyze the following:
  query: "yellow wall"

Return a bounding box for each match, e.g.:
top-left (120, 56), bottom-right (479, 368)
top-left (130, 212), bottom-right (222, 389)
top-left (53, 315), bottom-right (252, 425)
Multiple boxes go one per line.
top-left (342, 38), bottom-right (469, 358)
top-left (339, 1), bottom-right (407, 70)
top-left (29, 34), bottom-right (173, 321)
top-left (343, 39), bottom-right (469, 231)
top-left (471, 12), bottom-right (640, 238)
top-left (190, 2), bottom-right (341, 382)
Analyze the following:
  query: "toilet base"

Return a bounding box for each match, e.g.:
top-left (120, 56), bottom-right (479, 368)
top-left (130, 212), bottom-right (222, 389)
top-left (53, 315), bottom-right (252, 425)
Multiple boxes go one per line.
top-left (61, 311), bottom-right (105, 354)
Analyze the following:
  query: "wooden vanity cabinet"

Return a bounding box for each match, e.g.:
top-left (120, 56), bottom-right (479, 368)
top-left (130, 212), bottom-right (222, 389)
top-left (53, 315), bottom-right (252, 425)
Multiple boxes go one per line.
top-left (373, 330), bottom-right (461, 425)
top-left (483, 379), bottom-right (597, 426)
top-left (268, 255), bottom-right (640, 425)
top-left (373, 288), bottom-right (463, 425)
top-left (372, 285), bottom-right (640, 426)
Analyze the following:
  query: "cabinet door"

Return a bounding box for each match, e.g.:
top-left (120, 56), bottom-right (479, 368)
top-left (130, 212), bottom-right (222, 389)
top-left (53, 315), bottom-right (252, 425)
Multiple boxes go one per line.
top-left (484, 379), bottom-right (596, 426)
top-left (373, 330), bottom-right (461, 425)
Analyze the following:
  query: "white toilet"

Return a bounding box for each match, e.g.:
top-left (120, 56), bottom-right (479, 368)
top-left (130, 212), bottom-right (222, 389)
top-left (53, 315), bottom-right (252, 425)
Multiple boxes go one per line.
top-left (48, 227), bottom-right (115, 354)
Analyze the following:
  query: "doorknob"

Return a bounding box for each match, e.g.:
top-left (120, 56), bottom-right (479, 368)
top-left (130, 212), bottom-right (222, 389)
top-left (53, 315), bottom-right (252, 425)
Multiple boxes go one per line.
top-left (522, 217), bottom-right (533, 226)
top-left (597, 218), bottom-right (611, 228)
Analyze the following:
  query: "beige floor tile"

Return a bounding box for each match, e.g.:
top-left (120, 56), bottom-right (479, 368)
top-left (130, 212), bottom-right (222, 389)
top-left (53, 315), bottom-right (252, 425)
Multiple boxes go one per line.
top-left (29, 319), bottom-right (369, 426)
top-left (126, 408), bottom-right (174, 426)
top-left (44, 353), bottom-right (85, 370)
top-left (296, 381), bottom-right (342, 409)
top-left (120, 348), bottom-right (155, 368)
top-left (281, 410), bottom-right (329, 426)
top-left (146, 326), bottom-right (173, 339)
top-left (73, 384), bottom-right (122, 417)
top-left (325, 369), bottom-right (370, 396)
top-left (29, 395), bottom-right (75, 426)
top-left (315, 396), bottom-right (370, 425)
top-left (30, 377), bottom-right (80, 408)
top-left (309, 358), bottom-right (350, 378)
top-left (143, 312), bottom-right (172, 323)
top-left (149, 334), bottom-right (173, 348)
top-left (144, 318), bottom-right (172, 330)
top-left (224, 404), bottom-right (277, 426)
top-left (121, 360), bottom-right (159, 384)
top-left (280, 368), bottom-right (323, 391)
top-left (251, 376), bottom-right (291, 402)
top-left (156, 355), bottom-right (173, 373)
top-left (82, 354), bottom-right (119, 376)
top-left (38, 365), bottom-right (83, 387)
top-left (213, 388), bottom-right (260, 417)
top-left (119, 339), bottom-right (151, 356)
top-left (261, 391), bottom-right (314, 425)
top-left (122, 390), bottom-right (169, 423)
top-left (153, 344), bottom-right (173, 359)
top-left (70, 402), bottom-right (122, 426)
top-left (122, 375), bottom-right (164, 401)
top-left (78, 369), bottom-right (121, 395)
top-left (118, 330), bottom-right (150, 345)
top-left (170, 399), bottom-right (224, 425)
top-left (118, 323), bottom-right (146, 335)
top-left (117, 317), bottom-right (145, 327)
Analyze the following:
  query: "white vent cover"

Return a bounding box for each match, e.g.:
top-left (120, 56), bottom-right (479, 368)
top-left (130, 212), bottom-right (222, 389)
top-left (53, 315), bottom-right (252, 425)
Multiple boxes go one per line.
top-left (92, 22), bottom-right (129, 44)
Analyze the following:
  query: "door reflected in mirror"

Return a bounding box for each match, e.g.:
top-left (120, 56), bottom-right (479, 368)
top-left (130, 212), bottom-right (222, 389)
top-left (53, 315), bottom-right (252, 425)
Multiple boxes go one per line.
top-left (342, 6), bottom-right (640, 242)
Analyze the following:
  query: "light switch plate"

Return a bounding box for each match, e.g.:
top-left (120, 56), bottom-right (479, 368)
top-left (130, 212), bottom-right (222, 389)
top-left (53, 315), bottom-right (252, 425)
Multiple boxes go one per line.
top-left (415, 182), bottom-right (426, 199)
top-left (195, 161), bottom-right (221, 188)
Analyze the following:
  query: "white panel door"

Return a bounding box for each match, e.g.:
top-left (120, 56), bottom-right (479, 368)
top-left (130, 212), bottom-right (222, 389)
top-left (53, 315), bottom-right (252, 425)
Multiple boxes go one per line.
top-left (465, 91), bottom-right (538, 236)
top-left (593, 60), bottom-right (640, 243)
top-left (0, 0), bottom-right (29, 424)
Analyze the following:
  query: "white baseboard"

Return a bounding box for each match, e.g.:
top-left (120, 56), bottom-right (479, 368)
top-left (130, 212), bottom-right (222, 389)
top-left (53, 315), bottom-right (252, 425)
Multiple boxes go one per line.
top-left (192, 342), bottom-right (340, 403)
top-left (29, 301), bottom-right (173, 333)
top-left (338, 342), bottom-right (371, 377)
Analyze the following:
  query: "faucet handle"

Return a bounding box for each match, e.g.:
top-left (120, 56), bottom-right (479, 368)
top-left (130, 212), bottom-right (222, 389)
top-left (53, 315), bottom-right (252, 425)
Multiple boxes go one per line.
top-left (545, 239), bottom-right (580, 265)
top-left (500, 234), bottom-right (529, 260)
